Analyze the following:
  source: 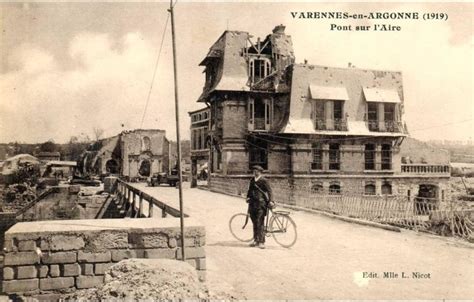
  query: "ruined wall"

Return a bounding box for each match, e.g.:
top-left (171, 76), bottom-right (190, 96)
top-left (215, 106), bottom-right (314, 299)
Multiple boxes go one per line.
top-left (1, 218), bottom-right (206, 296)
top-left (121, 130), bottom-right (169, 178)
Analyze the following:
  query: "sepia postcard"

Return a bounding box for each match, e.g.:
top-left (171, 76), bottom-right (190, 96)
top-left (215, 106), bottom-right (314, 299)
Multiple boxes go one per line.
top-left (0, 0), bottom-right (473, 300)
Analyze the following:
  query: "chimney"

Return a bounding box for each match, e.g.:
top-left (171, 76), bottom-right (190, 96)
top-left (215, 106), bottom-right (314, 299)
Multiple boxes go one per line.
top-left (272, 24), bottom-right (286, 34)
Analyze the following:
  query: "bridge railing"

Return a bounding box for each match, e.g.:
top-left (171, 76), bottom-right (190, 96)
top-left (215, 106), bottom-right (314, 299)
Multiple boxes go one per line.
top-left (114, 179), bottom-right (187, 218)
top-left (297, 193), bottom-right (472, 240)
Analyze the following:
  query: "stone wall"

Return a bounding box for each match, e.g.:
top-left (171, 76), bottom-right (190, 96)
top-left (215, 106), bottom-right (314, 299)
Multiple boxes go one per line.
top-left (1, 218), bottom-right (205, 296)
top-left (209, 174), bottom-right (451, 206)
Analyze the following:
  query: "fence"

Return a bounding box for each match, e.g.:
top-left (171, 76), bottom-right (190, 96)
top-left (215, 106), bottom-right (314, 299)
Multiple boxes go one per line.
top-left (297, 193), bottom-right (473, 240)
top-left (114, 179), bottom-right (187, 219)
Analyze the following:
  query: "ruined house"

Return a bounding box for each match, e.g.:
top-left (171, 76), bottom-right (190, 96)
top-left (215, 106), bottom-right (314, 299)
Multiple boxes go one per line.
top-left (82, 129), bottom-right (170, 179)
top-left (192, 24), bottom-right (450, 204)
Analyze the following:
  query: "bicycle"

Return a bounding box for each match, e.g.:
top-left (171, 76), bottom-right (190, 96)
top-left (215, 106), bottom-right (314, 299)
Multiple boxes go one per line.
top-left (229, 206), bottom-right (297, 248)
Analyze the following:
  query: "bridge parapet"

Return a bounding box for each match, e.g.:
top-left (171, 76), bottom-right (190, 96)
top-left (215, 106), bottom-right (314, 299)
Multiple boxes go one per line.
top-left (1, 218), bottom-right (205, 296)
top-left (113, 179), bottom-right (188, 218)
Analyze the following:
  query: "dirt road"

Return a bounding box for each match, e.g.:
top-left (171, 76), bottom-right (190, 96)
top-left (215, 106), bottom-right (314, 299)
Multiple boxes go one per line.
top-left (131, 183), bottom-right (474, 299)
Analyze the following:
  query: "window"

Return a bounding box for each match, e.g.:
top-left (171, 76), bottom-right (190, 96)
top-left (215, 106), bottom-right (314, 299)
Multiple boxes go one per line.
top-left (142, 136), bottom-right (151, 151)
top-left (329, 144), bottom-right (340, 170)
top-left (364, 144), bottom-right (375, 170)
top-left (311, 143), bottom-right (323, 170)
top-left (311, 183), bottom-right (324, 194)
top-left (333, 101), bottom-right (345, 130)
top-left (248, 97), bottom-right (273, 131)
top-left (384, 103), bottom-right (397, 131)
top-left (381, 144), bottom-right (392, 170)
top-left (367, 103), bottom-right (378, 131)
top-left (382, 182), bottom-right (392, 195)
top-left (249, 58), bottom-right (271, 84)
top-left (313, 100), bottom-right (346, 131)
top-left (329, 183), bottom-right (341, 195)
top-left (365, 183), bottom-right (376, 195)
top-left (248, 140), bottom-right (268, 170)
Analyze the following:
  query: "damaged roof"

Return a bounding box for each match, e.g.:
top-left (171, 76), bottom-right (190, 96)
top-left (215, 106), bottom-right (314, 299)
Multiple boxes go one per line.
top-left (281, 64), bottom-right (405, 136)
top-left (198, 30), bottom-right (250, 101)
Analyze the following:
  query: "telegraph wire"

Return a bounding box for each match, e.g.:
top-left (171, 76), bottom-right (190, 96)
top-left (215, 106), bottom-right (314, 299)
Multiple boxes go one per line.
top-left (139, 13), bottom-right (170, 128)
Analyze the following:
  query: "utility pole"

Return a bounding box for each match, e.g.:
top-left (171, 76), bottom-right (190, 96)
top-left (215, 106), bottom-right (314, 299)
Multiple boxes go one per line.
top-left (169, 0), bottom-right (185, 261)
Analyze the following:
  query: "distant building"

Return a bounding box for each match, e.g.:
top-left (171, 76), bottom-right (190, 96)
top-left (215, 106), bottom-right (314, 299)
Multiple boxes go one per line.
top-left (192, 24), bottom-right (450, 205)
top-left (189, 108), bottom-right (210, 186)
top-left (37, 152), bottom-right (61, 162)
top-left (81, 129), bottom-right (170, 179)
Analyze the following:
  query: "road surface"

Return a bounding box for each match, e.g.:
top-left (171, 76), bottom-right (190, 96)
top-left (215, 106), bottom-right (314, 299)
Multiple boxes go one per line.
top-left (130, 182), bottom-right (474, 299)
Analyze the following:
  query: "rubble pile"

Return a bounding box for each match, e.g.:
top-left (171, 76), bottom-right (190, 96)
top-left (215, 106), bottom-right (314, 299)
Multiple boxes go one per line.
top-left (64, 259), bottom-right (234, 300)
top-left (0, 182), bottom-right (36, 213)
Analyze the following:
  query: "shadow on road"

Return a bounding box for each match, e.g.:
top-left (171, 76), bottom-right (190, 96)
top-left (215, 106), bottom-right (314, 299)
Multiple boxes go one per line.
top-left (207, 241), bottom-right (283, 250)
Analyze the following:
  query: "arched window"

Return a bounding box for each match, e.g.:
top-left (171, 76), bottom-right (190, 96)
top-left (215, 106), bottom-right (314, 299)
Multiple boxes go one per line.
top-left (329, 183), bottom-right (341, 195)
top-left (365, 183), bottom-right (376, 195)
top-left (105, 159), bottom-right (119, 174)
top-left (142, 136), bottom-right (151, 151)
top-left (311, 183), bottom-right (324, 194)
top-left (382, 182), bottom-right (392, 195)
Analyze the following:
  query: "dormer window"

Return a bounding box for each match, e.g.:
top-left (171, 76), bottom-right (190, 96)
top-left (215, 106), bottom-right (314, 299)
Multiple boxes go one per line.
top-left (249, 57), bottom-right (271, 84)
top-left (309, 85), bottom-right (349, 131)
top-left (363, 88), bottom-right (402, 132)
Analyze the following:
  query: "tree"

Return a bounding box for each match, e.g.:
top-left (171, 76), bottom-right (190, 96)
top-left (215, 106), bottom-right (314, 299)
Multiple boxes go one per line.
top-left (93, 127), bottom-right (105, 141)
top-left (39, 140), bottom-right (58, 153)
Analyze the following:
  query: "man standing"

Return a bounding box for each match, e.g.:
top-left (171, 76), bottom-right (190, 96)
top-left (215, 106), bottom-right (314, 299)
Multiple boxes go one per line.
top-left (246, 165), bottom-right (273, 249)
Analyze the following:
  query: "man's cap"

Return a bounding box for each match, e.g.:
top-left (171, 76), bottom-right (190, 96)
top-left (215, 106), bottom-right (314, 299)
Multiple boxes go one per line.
top-left (252, 165), bottom-right (264, 172)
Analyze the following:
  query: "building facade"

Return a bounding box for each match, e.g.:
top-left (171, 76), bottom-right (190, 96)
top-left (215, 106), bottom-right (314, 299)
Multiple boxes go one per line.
top-left (82, 129), bottom-right (170, 179)
top-left (193, 25), bottom-right (450, 206)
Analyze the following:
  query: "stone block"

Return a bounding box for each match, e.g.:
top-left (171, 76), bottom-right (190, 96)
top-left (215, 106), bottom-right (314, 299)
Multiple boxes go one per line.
top-left (49, 235), bottom-right (85, 251)
top-left (76, 275), bottom-right (104, 289)
top-left (111, 249), bottom-right (145, 262)
top-left (3, 267), bottom-right (14, 280)
top-left (3, 238), bottom-right (16, 252)
top-left (86, 232), bottom-right (128, 251)
top-left (17, 266), bottom-right (37, 279)
top-left (94, 263), bottom-right (114, 275)
top-left (2, 279), bottom-right (39, 293)
top-left (144, 249), bottom-right (176, 259)
top-left (196, 258), bottom-right (206, 270)
top-left (4, 252), bottom-right (40, 266)
top-left (63, 263), bottom-right (81, 276)
top-left (18, 240), bottom-right (37, 252)
top-left (196, 236), bottom-right (206, 247)
top-left (42, 252), bottom-right (77, 264)
top-left (168, 238), bottom-right (177, 248)
top-left (80, 263), bottom-right (94, 276)
top-left (78, 251), bottom-right (111, 263)
top-left (50, 265), bottom-right (60, 277)
top-left (40, 277), bottom-right (74, 291)
top-left (176, 247), bottom-right (205, 260)
top-left (39, 266), bottom-right (49, 278)
top-left (128, 232), bottom-right (168, 248)
top-left (177, 237), bottom-right (196, 248)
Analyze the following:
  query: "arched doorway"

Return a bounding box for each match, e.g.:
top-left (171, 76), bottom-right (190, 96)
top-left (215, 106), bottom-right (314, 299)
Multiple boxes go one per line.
top-left (139, 159), bottom-right (151, 177)
top-left (415, 184), bottom-right (438, 215)
top-left (105, 159), bottom-right (119, 174)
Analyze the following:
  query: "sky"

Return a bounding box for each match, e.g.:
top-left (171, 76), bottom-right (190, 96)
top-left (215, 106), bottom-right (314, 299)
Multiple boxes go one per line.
top-left (0, 1), bottom-right (472, 144)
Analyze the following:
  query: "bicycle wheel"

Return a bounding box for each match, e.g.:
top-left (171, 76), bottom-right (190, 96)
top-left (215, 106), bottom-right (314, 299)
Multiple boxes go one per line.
top-left (229, 213), bottom-right (254, 242)
top-left (269, 213), bottom-right (297, 248)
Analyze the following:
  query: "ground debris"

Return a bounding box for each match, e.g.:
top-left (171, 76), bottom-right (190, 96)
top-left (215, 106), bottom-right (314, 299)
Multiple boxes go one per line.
top-left (63, 258), bottom-right (235, 300)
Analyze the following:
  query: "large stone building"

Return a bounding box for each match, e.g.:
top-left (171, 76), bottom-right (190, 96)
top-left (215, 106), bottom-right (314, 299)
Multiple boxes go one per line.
top-left (192, 25), bottom-right (450, 205)
top-left (81, 129), bottom-right (170, 179)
